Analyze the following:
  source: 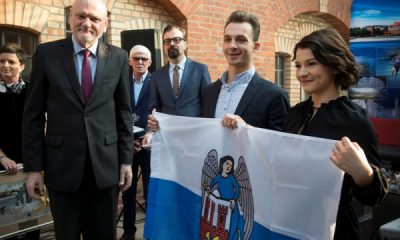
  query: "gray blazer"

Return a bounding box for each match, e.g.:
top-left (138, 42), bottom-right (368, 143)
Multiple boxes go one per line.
top-left (149, 58), bottom-right (211, 117)
top-left (22, 37), bottom-right (133, 192)
top-left (202, 72), bottom-right (290, 130)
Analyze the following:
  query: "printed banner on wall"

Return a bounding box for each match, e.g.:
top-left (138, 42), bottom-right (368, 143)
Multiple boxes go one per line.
top-left (144, 113), bottom-right (344, 240)
top-left (350, 0), bottom-right (400, 119)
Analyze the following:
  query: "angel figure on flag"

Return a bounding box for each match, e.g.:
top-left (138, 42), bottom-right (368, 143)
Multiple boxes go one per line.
top-left (200, 149), bottom-right (254, 240)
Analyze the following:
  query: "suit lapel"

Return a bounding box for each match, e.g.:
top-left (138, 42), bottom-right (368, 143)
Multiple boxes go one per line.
top-left (178, 58), bottom-right (192, 96)
top-left (130, 75), bottom-right (136, 111)
top-left (206, 80), bottom-right (222, 117)
top-left (60, 38), bottom-right (85, 105)
top-left (159, 64), bottom-right (176, 101)
top-left (89, 41), bottom-right (109, 105)
top-left (136, 73), bottom-right (151, 106)
top-left (234, 73), bottom-right (263, 116)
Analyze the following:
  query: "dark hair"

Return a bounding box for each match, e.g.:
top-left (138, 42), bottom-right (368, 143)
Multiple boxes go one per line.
top-left (162, 24), bottom-right (186, 40)
top-left (0, 43), bottom-right (26, 65)
top-left (219, 155), bottom-right (235, 175)
top-left (225, 10), bottom-right (260, 42)
top-left (293, 28), bottom-right (361, 90)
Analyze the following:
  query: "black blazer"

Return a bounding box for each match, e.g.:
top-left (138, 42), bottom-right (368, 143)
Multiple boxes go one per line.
top-left (22, 37), bottom-right (133, 192)
top-left (131, 72), bottom-right (151, 138)
top-left (0, 84), bottom-right (28, 167)
top-left (149, 58), bottom-right (211, 117)
top-left (202, 73), bottom-right (290, 130)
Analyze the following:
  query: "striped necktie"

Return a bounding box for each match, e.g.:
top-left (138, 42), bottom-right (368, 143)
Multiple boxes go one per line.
top-left (81, 49), bottom-right (92, 103)
top-left (172, 65), bottom-right (179, 97)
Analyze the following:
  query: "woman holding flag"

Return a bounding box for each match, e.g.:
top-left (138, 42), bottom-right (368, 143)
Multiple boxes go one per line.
top-left (283, 28), bottom-right (388, 240)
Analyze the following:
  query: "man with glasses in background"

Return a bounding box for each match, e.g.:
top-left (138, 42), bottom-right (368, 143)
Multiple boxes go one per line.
top-left (148, 24), bottom-right (211, 120)
top-left (120, 45), bottom-right (152, 240)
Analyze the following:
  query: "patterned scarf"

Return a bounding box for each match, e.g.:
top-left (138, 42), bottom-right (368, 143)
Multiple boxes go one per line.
top-left (0, 77), bottom-right (26, 94)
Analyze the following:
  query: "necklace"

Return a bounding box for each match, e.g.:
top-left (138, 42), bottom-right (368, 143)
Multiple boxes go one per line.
top-left (298, 106), bottom-right (319, 134)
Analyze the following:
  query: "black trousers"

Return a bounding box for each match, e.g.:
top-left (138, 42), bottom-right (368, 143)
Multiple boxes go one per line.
top-left (121, 149), bottom-right (150, 235)
top-left (48, 159), bottom-right (118, 240)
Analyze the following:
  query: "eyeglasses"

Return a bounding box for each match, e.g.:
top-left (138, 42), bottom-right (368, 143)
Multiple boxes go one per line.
top-left (132, 57), bottom-right (149, 62)
top-left (163, 37), bottom-right (185, 45)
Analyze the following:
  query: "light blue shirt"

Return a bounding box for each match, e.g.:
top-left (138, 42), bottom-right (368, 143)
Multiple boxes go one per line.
top-left (72, 37), bottom-right (98, 85)
top-left (214, 67), bottom-right (256, 119)
top-left (169, 56), bottom-right (187, 86)
top-left (133, 71), bottom-right (148, 105)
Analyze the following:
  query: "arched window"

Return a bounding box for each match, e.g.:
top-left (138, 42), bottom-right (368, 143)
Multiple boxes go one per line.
top-left (0, 27), bottom-right (38, 81)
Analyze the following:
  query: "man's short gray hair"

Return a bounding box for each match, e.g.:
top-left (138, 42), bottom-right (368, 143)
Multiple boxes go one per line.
top-left (130, 45), bottom-right (151, 58)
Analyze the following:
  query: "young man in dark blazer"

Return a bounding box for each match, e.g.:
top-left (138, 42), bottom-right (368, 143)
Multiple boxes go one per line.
top-left (22, 0), bottom-right (133, 239)
top-left (148, 24), bottom-right (211, 118)
top-left (120, 45), bottom-right (152, 240)
top-left (202, 11), bottom-right (290, 130)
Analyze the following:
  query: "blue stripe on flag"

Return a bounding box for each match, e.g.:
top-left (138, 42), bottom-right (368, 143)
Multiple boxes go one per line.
top-left (144, 178), bottom-right (298, 240)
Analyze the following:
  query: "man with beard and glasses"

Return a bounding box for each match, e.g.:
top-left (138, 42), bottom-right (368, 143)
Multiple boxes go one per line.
top-left (147, 24), bottom-right (211, 127)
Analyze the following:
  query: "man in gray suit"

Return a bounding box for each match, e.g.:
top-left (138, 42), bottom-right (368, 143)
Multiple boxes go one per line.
top-left (202, 11), bottom-right (290, 130)
top-left (148, 24), bottom-right (211, 118)
top-left (22, 0), bottom-right (133, 239)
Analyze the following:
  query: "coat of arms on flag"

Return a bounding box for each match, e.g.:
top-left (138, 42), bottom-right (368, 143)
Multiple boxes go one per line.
top-left (201, 149), bottom-right (254, 240)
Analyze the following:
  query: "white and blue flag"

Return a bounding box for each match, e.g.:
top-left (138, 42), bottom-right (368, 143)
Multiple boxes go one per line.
top-left (144, 112), bottom-right (344, 240)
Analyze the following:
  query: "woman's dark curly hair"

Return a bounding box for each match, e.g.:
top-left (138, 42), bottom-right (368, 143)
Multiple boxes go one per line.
top-left (293, 28), bottom-right (361, 90)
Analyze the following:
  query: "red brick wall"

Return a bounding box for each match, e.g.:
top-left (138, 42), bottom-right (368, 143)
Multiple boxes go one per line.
top-left (164, 0), bottom-right (352, 81)
top-left (0, 0), bottom-right (353, 103)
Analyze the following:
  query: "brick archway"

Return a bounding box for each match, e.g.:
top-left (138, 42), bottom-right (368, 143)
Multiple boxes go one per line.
top-left (158, 0), bottom-right (203, 22)
top-left (0, 0), bottom-right (49, 34)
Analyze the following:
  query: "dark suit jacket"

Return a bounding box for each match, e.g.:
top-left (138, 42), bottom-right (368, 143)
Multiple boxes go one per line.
top-left (0, 84), bottom-right (28, 168)
top-left (202, 73), bottom-right (290, 130)
top-left (22, 37), bottom-right (133, 192)
top-left (131, 72), bottom-right (151, 138)
top-left (149, 58), bottom-right (211, 117)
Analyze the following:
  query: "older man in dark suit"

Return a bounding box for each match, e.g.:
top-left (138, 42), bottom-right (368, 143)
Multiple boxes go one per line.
top-left (148, 24), bottom-right (211, 120)
top-left (22, 0), bottom-right (133, 239)
top-left (203, 11), bottom-right (290, 130)
top-left (120, 45), bottom-right (152, 240)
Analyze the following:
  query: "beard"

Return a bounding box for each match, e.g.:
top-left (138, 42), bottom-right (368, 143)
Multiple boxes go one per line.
top-left (168, 47), bottom-right (180, 59)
